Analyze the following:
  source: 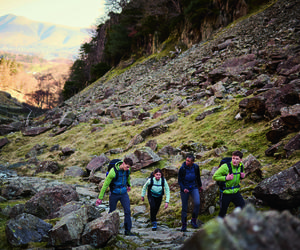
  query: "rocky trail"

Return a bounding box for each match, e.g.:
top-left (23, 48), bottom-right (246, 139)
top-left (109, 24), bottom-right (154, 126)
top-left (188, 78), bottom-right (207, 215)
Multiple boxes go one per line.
top-left (1, 0), bottom-right (300, 249)
top-left (1, 166), bottom-right (197, 249)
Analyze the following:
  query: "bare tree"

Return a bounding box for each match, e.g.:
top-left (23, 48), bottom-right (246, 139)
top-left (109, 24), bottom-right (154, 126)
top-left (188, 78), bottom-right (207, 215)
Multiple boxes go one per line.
top-left (105, 0), bottom-right (131, 13)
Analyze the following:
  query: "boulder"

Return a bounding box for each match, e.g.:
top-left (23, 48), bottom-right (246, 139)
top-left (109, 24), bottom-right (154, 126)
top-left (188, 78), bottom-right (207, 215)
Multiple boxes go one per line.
top-left (22, 126), bottom-right (51, 136)
top-left (24, 184), bottom-right (79, 219)
top-left (6, 213), bottom-right (52, 247)
top-left (127, 147), bottom-right (161, 171)
top-left (253, 161), bottom-right (300, 209)
top-left (81, 211), bottom-right (120, 248)
top-left (1, 203), bottom-right (25, 219)
top-left (161, 166), bottom-right (179, 179)
top-left (157, 145), bottom-right (179, 156)
top-left (48, 204), bottom-right (103, 247)
top-left (145, 139), bottom-right (157, 151)
top-left (64, 166), bottom-right (86, 177)
top-left (59, 111), bottom-right (76, 127)
top-left (182, 204), bottom-right (300, 250)
top-left (284, 133), bottom-right (300, 158)
top-left (35, 160), bottom-right (59, 174)
top-left (0, 137), bottom-right (9, 148)
top-left (199, 167), bottom-right (219, 214)
top-left (86, 154), bottom-right (110, 173)
top-left (1, 181), bottom-right (37, 200)
top-left (25, 144), bottom-right (48, 158)
top-left (242, 154), bottom-right (262, 178)
top-left (280, 104), bottom-right (300, 130)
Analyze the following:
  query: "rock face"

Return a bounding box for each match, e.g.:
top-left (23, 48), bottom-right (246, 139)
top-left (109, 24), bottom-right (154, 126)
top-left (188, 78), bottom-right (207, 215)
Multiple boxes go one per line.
top-left (128, 147), bottom-right (161, 171)
top-left (253, 161), bottom-right (300, 209)
top-left (48, 205), bottom-right (105, 247)
top-left (24, 184), bottom-right (79, 219)
top-left (5, 213), bottom-right (53, 247)
top-left (181, 204), bottom-right (300, 250)
top-left (81, 211), bottom-right (120, 248)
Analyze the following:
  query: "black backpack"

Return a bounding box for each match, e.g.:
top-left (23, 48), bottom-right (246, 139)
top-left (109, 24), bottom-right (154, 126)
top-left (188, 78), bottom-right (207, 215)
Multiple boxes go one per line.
top-left (216, 157), bottom-right (244, 191)
top-left (106, 159), bottom-right (129, 190)
top-left (147, 172), bottom-right (165, 197)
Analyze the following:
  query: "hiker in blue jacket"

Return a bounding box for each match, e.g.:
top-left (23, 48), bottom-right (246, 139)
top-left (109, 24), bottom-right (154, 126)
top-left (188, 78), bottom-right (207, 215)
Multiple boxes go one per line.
top-left (178, 154), bottom-right (202, 232)
top-left (212, 150), bottom-right (245, 218)
top-left (141, 168), bottom-right (170, 231)
top-left (95, 157), bottom-right (134, 236)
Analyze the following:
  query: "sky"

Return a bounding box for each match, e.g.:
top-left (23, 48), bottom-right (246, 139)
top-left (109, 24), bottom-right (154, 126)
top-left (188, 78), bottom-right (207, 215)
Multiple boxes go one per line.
top-left (0, 0), bottom-right (106, 28)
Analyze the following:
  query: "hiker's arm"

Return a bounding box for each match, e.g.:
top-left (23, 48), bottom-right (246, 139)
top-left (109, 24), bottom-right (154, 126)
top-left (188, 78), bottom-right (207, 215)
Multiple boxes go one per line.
top-left (212, 165), bottom-right (228, 182)
top-left (141, 179), bottom-right (150, 199)
top-left (98, 169), bottom-right (115, 199)
top-left (240, 163), bottom-right (245, 178)
top-left (178, 167), bottom-right (185, 191)
top-left (127, 170), bottom-right (131, 187)
top-left (196, 165), bottom-right (202, 188)
top-left (164, 180), bottom-right (170, 203)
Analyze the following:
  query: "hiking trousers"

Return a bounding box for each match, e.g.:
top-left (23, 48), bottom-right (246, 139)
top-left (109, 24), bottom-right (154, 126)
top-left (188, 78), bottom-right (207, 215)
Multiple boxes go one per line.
top-left (148, 192), bottom-right (162, 222)
top-left (109, 192), bottom-right (132, 232)
top-left (180, 188), bottom-right (200, 223)
top-left (218, 191), bottom-right (245, 218)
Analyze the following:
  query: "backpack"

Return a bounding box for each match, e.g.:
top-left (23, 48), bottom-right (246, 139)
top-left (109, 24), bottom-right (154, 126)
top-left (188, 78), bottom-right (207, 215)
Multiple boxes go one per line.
top-left (216, 157), bottom-right (244, 191)
top-left (147, 172), bottom-right (165, 197)
top-left (106, 159), bottom-right (122, 177)
top-left (106, 159), bottom-right (129, 191)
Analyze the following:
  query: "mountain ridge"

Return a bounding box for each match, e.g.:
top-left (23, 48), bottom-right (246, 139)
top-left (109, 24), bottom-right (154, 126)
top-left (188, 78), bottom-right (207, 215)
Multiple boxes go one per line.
top-left (0, 14), bottom-right (91, 60)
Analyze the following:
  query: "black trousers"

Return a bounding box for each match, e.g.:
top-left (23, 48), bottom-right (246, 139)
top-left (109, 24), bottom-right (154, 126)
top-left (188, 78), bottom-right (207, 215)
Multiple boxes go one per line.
top-left (148, 192), bottom-right (162, 222)
top-left (219, 191), bottom-right (245, 218)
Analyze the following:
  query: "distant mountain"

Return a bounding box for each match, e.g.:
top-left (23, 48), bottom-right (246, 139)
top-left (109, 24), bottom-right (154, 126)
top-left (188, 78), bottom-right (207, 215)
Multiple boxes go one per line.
top-left (0, 14), bottom-right (91, 60)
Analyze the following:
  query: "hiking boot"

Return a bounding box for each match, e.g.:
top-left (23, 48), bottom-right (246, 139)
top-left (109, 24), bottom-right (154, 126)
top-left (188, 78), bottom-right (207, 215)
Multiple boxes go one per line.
top-left (191, 218), bottom-right (199, 229)
top-left (152, 221), bottom-right (157, 231)
top-left (124, 231), bottom-right (136, 236)
top-left (180, 222), bottom-right (187, 232)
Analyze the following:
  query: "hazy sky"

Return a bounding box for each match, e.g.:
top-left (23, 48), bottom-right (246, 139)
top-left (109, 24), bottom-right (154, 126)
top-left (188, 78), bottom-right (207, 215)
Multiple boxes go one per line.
top-left (0, 0), bottom-right (106, 28)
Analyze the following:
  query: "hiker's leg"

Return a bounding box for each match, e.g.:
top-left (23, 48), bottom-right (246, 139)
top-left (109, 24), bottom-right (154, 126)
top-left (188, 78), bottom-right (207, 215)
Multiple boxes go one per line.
top-left (109, 193), bottom-right (119, 213)
top-left (148, 192), bottom-right (156, 222)
top-left (120, 193), bottom-right (132, 232)
top-left (232, 192), bottom-right (245, 209)
top-left (191, 188), bottom-right (200, 219)
top-left (152, 196), bottom-right (162, 222)
top-left (218, 193), bottom-right (231, 218)
top-left (180, 191), bottom-right (189, 223)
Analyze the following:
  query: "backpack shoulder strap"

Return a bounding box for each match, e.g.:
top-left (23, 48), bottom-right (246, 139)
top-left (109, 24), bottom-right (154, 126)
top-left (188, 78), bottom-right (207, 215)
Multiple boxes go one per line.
top-left (226, 162), bottom-right (232, 174)
top-left (113, 165), bottom-right (118, 180)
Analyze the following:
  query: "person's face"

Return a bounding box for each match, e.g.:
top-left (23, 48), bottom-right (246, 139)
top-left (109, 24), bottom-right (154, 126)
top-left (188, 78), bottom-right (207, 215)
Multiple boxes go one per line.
top-left (232, 155), bottom-right (242, 166)
top-left (186, 157), bottom-right (194, 167)
top-left (122, 163), bottom-right (131, 170)
top-left (154, 172), bottom-right (161, 180)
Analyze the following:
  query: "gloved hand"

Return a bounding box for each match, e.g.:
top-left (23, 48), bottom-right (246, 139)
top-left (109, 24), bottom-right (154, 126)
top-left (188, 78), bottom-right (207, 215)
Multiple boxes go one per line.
top-left (95, 199), bottom-right (102, 206)
top-left (240, 172), bottom-right (245, 179)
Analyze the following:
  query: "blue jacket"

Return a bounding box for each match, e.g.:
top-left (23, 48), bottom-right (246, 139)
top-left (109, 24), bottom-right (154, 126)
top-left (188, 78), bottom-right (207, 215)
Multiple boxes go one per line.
top-left (178, 162), bottom-right (202, 192)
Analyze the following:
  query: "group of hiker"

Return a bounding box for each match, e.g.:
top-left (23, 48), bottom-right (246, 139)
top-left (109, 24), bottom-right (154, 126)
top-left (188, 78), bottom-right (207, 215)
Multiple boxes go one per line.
top-left (95, 150), bottom-right (246, 235)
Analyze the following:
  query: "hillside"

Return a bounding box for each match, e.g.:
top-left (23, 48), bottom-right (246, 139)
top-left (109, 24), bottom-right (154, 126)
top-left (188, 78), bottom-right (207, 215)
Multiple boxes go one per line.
top-left (0, 54), bottom-right (72, 110)
top-left (0, 14), bottom-right (90, 60)
top-left (0, 0), bottom-right (300, 249)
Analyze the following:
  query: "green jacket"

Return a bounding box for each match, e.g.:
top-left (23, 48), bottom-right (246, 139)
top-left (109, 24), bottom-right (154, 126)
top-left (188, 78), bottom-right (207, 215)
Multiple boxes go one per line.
top-left (98, 162), bottom-right (131, 199)
top-left (212, 162), bottom-right (244, 194)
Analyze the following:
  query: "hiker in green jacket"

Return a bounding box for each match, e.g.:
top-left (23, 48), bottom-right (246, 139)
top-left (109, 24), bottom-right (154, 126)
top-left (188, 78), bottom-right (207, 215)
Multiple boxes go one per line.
top-left (212, 150), bottom-right (245, 217)
top-left (141, 168), bottom-right (170, 231)
top-left (96, 157), bottom-right (135, 236)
